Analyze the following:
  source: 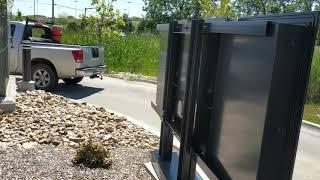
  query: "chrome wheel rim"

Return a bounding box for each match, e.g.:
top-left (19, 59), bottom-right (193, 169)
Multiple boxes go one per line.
top-left (33, 69), bottom-right (50, 88)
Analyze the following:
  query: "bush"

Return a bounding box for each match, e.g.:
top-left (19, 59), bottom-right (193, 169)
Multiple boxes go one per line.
top-left (73, 140), bottom-right (112, 169)
top-left (66, 22), bottom-right (81, 31)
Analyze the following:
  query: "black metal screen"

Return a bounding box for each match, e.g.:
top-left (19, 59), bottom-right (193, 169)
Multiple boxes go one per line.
top-left (152, 12), bottom-right (320, 180)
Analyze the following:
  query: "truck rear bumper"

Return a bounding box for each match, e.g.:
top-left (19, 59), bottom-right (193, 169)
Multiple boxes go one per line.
top-left (75, 65), bottom-right (106, 78)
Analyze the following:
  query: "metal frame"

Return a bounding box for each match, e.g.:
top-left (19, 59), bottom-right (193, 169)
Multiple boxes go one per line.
top-left (151, 11), bottom-right (320, 180)
top-left (177, 19), bottom-right (204, 180)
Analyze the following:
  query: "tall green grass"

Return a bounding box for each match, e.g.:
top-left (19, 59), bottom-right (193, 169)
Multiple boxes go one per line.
top-left (61, 30), bottom-right (160, 76)
top-left (307, 46), bottom-right (320, 103)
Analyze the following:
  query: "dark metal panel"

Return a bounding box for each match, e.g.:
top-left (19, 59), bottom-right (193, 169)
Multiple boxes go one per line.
top-left (207, 32), bottom-right (277, 179)
top-left (154, 24), bottom-right (170, 117)
top-left (193, 32), bottom-right (221, 158)
top-left (257, 23), bottom-right (313, 180)
top-left (208, 21), bottom-right (269, 36)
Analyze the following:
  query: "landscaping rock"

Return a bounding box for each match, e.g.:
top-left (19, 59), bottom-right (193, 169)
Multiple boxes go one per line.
top-left (22, 142), bottom-right (38, 149)
top-left (0, 90), bottom-right (159, 150)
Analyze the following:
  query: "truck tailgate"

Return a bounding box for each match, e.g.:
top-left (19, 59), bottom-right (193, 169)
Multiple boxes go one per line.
top-left (81, 46), bottom-right (105, 68)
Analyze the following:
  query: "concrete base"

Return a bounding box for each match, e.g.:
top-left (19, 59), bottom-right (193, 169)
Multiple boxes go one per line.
top-left (0, 76), bottom-right (17, 113)
top-left (17, 80), bottom-right (35, 92)
top-left (144, 150), bottom-right (209, 180)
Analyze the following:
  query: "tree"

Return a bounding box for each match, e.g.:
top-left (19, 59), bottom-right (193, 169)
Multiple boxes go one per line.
top-left (199, 0), bottom-right (233, 18)
top-left (137, 18), bottom-right (155, 33)
top-left (232, 0), bottom-right (315, 17)
top-left (121, 14), bottom-right (135, 32)
top-left (56, 14), bottom-right (70, 26)
top-left (91, 0), bottom-right (125, 37)
top-left (142, 0), bottom-right (201, 32)
top-left (16, 9), bottom-right (23, 21)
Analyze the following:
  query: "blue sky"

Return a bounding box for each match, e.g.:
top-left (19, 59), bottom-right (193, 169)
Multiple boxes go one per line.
top-left (12, 0), bottom-right (146, 18)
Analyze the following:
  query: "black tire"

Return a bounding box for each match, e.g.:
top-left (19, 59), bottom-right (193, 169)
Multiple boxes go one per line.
top-left (32, 63), bottom-right (58, 91)
top-left (63, 77), bottom-right (84, 85)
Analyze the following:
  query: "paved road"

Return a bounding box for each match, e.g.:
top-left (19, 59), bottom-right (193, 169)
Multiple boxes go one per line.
top-left (55, 77), bottom-right (161, 133)
top-left (55, 77), bottom-right (319, 180)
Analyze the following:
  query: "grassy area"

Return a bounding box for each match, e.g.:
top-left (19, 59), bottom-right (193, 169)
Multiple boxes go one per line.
top-left (306, 46), bottom-right (320, 104)
top-left (304, 104), bottom-right (320, 125)
top-left (62, 30), bottom-right (160, 76)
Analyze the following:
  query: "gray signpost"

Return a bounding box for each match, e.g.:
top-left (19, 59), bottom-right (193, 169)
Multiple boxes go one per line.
top-left (1, 0), bottom-right (16, 113)
top-left (0, 0), bottom-right (8, 97)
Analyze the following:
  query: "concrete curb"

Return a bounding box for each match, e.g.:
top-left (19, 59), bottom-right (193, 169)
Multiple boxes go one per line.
top-left (134, 79), bottom-right (157, 85)
top-left (105, 74), bottom-right (157, 85)
top-left (0, 75), bottom-right (17, 112)
top-left (302, 120), bottom-right (320, 131)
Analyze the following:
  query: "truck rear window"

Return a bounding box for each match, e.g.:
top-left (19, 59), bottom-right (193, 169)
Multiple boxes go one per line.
top-left (25, 26), bottom-right (52, 40)
top-left (10, 24), bottom-right (15, 37)
top-left (32, 28), bottom-right (46, 38)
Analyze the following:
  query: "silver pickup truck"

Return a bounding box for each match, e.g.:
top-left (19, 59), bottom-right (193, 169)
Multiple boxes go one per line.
top-left (9, 21), bottom-right (105, 91)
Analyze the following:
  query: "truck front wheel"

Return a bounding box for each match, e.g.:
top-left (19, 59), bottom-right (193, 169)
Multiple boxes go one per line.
top-left (32, 63), bottom-right (58, 91)
top-left (62, 77), bottom-right (84, 85)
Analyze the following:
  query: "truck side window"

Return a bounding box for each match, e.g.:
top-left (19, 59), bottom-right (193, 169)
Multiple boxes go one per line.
top-left (32, 28), bottom-right (46, 38)
top-left (10, 24), bottom-right (16, 37)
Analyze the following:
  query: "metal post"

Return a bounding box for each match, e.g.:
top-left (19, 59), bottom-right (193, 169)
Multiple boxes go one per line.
top-left (158, 22), bottom-right (177, 162)
top-left (159, 121), bottom-right (173, 161)
top-left (17, 40), bottom-right (35, 92)
top-left (22, 40), bottom-right (32, 81)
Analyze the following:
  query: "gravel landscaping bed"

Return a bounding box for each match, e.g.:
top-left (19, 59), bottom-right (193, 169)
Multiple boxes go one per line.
top-left (0, 145), bottom-right (152, 179)
top-left (0, 90), bottom-right (159, 179)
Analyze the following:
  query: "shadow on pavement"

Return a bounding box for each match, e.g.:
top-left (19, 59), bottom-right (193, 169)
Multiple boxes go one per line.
top-left (53, 83), bottom-right (104, 100)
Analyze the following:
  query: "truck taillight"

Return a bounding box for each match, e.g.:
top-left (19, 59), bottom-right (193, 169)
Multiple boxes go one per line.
top-left (72, 50), bottom-right (83, 63)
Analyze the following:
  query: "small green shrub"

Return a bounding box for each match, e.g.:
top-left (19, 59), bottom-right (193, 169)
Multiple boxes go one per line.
top-left (73, 140), bottom-right (112, 169)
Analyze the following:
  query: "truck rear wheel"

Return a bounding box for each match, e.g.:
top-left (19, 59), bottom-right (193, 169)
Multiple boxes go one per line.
top-left (63, 77), bottom-right (84, 85)
top-left (32, 63), bottom-right (58, 91)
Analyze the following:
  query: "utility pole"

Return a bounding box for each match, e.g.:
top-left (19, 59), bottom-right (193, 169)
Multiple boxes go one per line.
top-left (33, 0), bottom-right (35, 19)
top-left (74, 0), bottom-right (78, 18)
top-left (85, 7), bottom-right (96, 17)
top-left (52, 0), bottom-right (55, 25)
